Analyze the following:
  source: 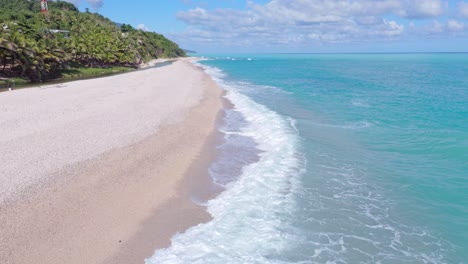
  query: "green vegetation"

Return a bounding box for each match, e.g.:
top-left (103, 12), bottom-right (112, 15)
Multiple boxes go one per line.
top-left (0, 77), bottom-right (28, 90)
top-left (0, 0), bottom-right (185, 83)
top-left (0, 65), bottom-right (131, 91)
top-left (60, 66), bottom-right (131, 79)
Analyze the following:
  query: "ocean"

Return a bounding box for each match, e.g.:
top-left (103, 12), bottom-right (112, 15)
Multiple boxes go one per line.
top-left (147, 54), bottom-right (468, 264)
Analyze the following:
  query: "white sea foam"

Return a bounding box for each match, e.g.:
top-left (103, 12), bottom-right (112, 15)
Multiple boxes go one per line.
top-left (146, 63), bottom-right (304, 263)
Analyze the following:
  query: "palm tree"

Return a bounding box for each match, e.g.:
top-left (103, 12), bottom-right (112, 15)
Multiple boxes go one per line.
top-left (0, 33), bottom-right (20, 76)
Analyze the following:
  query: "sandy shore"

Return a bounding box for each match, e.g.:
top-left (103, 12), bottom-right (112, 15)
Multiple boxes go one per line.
top-left (0, 59), bottom-right (223, 263)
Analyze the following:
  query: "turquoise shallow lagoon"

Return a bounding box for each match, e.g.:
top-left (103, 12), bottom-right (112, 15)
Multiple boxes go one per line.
top-left (149, 54), bottom-right (468, 263)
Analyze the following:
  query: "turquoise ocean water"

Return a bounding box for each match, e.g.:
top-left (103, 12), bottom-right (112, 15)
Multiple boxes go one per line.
top-left (148, 54), bottom-right (468, 264)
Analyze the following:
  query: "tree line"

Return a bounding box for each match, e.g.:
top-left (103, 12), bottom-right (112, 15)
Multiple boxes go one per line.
top-left (0, 0), bottom-right (186, 82)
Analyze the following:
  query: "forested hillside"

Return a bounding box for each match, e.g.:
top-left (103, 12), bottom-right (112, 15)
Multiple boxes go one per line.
top-left (0, 0), bottom-right (185, 82)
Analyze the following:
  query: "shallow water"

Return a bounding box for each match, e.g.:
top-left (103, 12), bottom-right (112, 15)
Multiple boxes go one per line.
top-left (147, 54), bottom-right (468, 263)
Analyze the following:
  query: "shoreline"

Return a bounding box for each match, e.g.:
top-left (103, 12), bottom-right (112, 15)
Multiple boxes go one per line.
top-left (0, 59), bottom-right (224, 263)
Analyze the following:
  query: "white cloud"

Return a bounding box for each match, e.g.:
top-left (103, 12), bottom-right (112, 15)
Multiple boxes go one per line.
top-left (412, 19), bottom-right (467, 35)
top-left (399, 0), bottom-right (447, 18)
top-left (458, 2), bottom-right (468, 18)
top-left (430, 20), bottom-right (445, 33)
top-left (137, 24), bottom-right (150, 32)
top-left (248, 0), bottom-right (446, 21)
top-left (447, 19), bottom-right (465, 31)
top-left (173, 0), bottom-right (468, 50)
top-left (87, 0), bottom-right (103, 9)
top-left (175, 0), bottom-right (421, 48)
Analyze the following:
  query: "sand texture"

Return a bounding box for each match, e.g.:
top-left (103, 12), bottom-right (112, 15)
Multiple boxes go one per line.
top-left (0, 59), bottom-right (222, 264)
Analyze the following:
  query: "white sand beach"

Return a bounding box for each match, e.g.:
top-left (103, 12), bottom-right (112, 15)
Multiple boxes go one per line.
top-left (0, 59), bottom-right (223, 264)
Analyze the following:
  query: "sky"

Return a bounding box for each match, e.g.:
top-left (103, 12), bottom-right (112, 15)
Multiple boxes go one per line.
top-left (62, 0), bottom-right (468, 53)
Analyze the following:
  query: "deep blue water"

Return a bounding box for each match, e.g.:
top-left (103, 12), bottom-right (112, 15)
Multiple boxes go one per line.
top-left (148, 54), bottom-right (468, 264)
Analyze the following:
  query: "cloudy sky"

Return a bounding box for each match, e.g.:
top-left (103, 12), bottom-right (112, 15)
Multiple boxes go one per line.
top-left (66, 0), bottom-right (468, 53)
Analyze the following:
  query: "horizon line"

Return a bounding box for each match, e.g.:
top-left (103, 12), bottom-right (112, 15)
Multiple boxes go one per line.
top-left (190, 51), bottom-right (468, 55)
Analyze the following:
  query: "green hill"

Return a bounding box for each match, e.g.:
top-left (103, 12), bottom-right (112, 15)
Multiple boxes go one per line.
top-left (0, 0), bottom-right (185, 82)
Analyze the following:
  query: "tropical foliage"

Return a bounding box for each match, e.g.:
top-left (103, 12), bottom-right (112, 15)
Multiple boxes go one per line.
top-left (0, 0), bottom-right (185, 82)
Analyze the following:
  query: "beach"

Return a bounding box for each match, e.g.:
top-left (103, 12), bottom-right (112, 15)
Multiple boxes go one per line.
top-left (0, 59), bottom-right (223, 264)
top-left (2, 54), bottom-right (466, 264)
